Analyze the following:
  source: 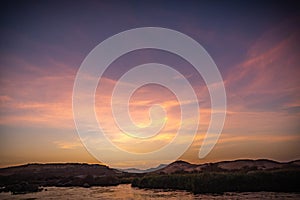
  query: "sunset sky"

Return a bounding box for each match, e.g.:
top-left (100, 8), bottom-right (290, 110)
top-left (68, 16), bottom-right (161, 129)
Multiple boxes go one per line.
top-left (0, 0), bottom-right (299, 169)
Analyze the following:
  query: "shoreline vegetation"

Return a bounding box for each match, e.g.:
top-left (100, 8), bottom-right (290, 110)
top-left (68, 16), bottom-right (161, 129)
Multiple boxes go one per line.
top-left (132, 170), bottom-right (300, 194)
top-left (0, 159), bottom-right (299, 195)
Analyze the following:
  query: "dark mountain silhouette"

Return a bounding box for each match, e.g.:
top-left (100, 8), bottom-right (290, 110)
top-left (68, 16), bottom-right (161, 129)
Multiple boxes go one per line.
top-left (154, 159), bottom-right (300, 174)
top-left (0, 159), bottom-right (299, 194)
top-left (0, 163), bottom-right (129, 193)
top-left (119, 164), bottom-right (168, 173)
top-left (0, 163), bottom-right (120, 177)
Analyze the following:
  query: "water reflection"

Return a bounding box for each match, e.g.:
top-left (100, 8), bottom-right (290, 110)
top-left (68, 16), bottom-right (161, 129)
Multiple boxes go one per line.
top-left (0, 184), bottom-right (299, 200)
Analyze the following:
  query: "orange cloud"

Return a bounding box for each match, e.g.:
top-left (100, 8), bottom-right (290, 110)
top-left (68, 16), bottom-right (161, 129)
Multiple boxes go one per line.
top-left (53, 140), bottom-right (83, 150)
top-left (0, 56), bottom-right (76, 128)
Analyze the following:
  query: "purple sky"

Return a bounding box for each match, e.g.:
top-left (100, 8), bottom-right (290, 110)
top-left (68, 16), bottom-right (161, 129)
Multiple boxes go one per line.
top-left (0, 0), bottom-right (299, 168)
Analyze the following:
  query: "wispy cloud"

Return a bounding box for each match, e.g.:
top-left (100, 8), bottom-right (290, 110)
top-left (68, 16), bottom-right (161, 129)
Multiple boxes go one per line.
top-left (54, 140), bottom-right (83, 150)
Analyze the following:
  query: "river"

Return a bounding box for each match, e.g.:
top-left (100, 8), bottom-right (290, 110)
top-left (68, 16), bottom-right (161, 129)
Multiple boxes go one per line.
top-left (0, 184), bottom-right (299, 199)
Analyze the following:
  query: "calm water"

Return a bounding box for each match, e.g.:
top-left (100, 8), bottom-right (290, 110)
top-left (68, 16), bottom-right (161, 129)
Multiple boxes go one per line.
top-left (0, 184), bottom-right (299, 200)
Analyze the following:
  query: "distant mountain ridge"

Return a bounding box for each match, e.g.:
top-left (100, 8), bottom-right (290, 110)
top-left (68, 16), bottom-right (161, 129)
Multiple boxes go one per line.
top-left (119, 164), bottom-right (168, 173)
top-left (155, 159), bottom-right (300, 174)
top-left (0, 163), bottom-right (120, 176)
top-left (1, 159), bottom-right (299, 194)
top-left (1, 159), bottom-right (299, 175)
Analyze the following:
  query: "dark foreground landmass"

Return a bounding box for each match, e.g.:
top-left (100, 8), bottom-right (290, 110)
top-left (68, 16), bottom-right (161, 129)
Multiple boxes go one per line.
top-left (0, 159), bottom-right (299, 194)
top-left (132, 170), bottom-right (300, 194)
top-left (0, 163), bottom-right (139, 194)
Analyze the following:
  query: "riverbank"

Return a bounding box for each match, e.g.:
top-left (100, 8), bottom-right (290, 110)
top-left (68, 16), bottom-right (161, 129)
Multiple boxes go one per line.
top-left (132, 170), bottom-right (300, 194)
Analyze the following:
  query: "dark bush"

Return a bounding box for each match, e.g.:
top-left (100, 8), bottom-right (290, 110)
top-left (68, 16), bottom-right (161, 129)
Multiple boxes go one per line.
top-left (131, 170), bottom-right (300, 194)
